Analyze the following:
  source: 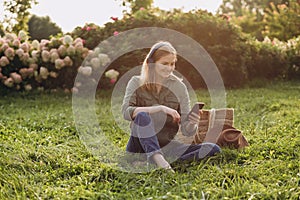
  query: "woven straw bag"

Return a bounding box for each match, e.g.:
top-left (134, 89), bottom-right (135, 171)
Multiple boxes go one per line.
top-left (176, 108), bottom-right (234, 144)
top-left (194, 108), bottom-right (234, 144)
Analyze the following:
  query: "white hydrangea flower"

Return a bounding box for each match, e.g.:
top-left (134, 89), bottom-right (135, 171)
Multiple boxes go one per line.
top-left (63, 35), bottom-right (73, 45)
top-left (90, 57), bottom-right (101, 69)
top-left (18, 30), bottom-right (28, 41)
top-left (4, 33), bottom-right (17, 42)
top-left (98, 53), bottom-right (111, 66)
top-left (24, 84), bottom-right (32, 91)
top-left (78, 66), bottom-right (92, 76)
top-left (105, 69), bottom-right (119, 79)
top-left (40, 67), bottom-right (49, 79)
top-left (31, 40), bottom-right (40, 50)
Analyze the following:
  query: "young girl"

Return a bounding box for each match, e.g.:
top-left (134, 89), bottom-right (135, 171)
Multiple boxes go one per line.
top-left (121, 41), bottom-right (221, 171)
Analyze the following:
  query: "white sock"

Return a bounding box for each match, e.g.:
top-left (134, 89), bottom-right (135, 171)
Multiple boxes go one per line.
top-left (152, 153), bottom-right (171, 169)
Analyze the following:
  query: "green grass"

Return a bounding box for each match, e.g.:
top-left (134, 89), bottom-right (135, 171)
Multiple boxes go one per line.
top-left (0, 81), bottom-right (299, 199)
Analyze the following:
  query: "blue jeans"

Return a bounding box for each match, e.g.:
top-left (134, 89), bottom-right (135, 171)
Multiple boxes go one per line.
top-left (126, 112), bottom-right (221, 162)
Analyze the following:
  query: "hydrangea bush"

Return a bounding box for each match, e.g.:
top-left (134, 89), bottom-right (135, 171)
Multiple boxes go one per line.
top-left (72, 8), bottom-right (300, 87)
top-left (0, 31), bottom-right (119, 94)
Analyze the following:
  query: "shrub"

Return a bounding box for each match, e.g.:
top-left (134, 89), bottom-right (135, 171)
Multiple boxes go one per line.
top-left (71, 9), bottom-right (251, 87)
top-left (286, 36), bottom-right (300, 80)
top-left (246, 37), bottom-right (288, 80)
top-left (0, 32), bottom-right (118, 94)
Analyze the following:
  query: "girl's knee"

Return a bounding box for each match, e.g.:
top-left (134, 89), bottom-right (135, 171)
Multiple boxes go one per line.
top-left (134, 112), bottom-right (151, 126)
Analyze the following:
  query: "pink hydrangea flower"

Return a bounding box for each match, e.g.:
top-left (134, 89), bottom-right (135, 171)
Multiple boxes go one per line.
top-left (1, 43), bottom-right (9, 52)
top-left (12, 39), bottom-right (20, 48)
top-left (20, 43), bottom-right (30, 52)
top-left (27, 68), bottom-right (34, 77)
top-left (63, 56), bottom-right (73, 67)
top-left (67, 45), bottom-right (76, 56)
top-left (74, 38), bottom-right (83, 44)
top-left (0, 56), bottom-right (10, 67)
top-left (75, 43), bottom-right (84, 54)
top-left (16, 48), bottom-right (24, 58)
top-left (10, 72), bottom-right (22, 84)
top-left (110, 78), bottom-right (117, 84)
top-left (58, 45), bottom-right (67, 57)
top-left (50, 51), bottom-right (59, 63)
top-left (4, 77), bottom-right (14, 87)
top-left (4, 47), bottom-right (15, 60)
top-left (19, 68), bottom-right (34, 79)
top-left (42, 50), bottom-right (50, 62)
top-left (55, 59), bottom-right (65, 69)
top-left (49, 71), bottom-right (58, 78)
top-left (140, 7), bottom-right (145, 11)
top-left (40, 39), bottom-right (50, 50)
top-left (20, 52), bottom-right (30, 63)
top-left (31, 50), bottom-right (40, 61)
top-left (114, 31), bottom-right (119, 36)
top-left (19, 68), bottom-right (29, 79)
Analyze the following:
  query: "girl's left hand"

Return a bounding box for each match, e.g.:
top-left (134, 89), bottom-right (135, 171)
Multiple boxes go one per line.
top-left (188, 111), bottom-right (201, 125)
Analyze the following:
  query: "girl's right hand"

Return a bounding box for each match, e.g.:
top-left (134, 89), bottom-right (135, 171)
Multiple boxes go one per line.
top-left (161, 105), bottom-right (180, 123)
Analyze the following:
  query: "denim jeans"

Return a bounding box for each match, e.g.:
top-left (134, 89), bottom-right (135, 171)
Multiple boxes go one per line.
top-left (126, 112), bottom-right (221, 162)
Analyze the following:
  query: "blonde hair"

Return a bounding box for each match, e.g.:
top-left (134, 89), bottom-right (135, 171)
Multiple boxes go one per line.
top-left (140, 41), bottom-right (177, 91)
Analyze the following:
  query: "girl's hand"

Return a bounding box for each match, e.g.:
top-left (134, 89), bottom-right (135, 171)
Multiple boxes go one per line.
top-left (161, 105), bottom-right (180, 123)
top-left (188, 111), bottom-right (201, 125)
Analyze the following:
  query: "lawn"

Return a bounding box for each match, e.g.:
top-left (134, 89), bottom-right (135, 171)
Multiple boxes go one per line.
top-left (0, 81), bottom-right (299, 199)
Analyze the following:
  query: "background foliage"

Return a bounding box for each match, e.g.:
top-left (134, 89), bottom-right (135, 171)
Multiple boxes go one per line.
top-left (28, 15), bottom-right (63, 41)
top-left (0, 0), bottom-right (299, 90)
top-left (2, 0), bottom-right (38, 32)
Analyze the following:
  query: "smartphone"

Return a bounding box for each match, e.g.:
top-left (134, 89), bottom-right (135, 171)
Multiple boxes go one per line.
top-left (188, 102), bottom-right (205, 117)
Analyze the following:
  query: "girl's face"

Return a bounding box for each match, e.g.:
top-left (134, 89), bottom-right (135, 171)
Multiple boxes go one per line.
top-left (154, 53), bottom-right (176, 80)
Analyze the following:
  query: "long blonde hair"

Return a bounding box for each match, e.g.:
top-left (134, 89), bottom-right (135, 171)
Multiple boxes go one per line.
top-left (140, 41), bottom-right (177, 91)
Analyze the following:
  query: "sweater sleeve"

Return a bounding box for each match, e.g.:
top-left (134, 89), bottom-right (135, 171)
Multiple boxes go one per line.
top-left (179, 83), bottom-right (198, 136)
top-left (121, 76), bottom-right (140, 121)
